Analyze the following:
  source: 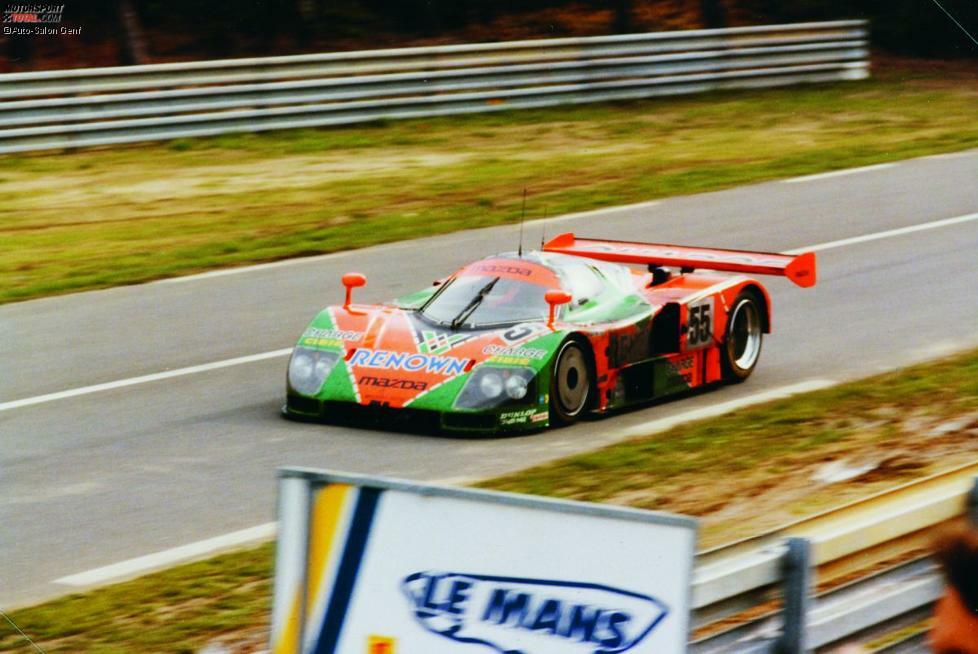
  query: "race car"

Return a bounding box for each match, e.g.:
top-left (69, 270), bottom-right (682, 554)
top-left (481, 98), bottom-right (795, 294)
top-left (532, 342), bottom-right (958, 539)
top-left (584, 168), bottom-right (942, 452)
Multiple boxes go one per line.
top-left (284, 233), bottom-right (816, 434)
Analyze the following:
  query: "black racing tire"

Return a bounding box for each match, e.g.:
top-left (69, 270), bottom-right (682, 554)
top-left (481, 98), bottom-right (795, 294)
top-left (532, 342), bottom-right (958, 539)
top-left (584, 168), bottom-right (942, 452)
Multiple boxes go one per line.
top-left (549, 339), bottom-right (593, 425)
top-left (721, 291), bottom-right (764, 383)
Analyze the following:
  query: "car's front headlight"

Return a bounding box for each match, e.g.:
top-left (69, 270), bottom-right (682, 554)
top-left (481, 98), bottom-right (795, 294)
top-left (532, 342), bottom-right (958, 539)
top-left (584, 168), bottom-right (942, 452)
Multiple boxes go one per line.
top-left (288, 347), bottom-right (341, 396)
top-left (455, 366), bottom-right (536, 410)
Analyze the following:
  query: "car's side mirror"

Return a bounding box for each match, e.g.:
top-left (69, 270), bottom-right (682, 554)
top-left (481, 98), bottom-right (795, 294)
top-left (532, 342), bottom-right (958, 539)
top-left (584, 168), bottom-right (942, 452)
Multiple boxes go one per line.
top-left (545, 289), bottom-right (572, 328)
top-left (342, 272), bottom-right (367, 310)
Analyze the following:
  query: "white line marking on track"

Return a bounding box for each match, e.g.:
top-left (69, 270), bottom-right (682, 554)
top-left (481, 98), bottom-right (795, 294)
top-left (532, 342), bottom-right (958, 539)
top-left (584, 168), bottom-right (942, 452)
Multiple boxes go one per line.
top-left (0, 348), bottom-right (293, 412)
top-left (156, 201), bottom-right (662, 285)
top-left (783, 162), bottom-right (897, 184)
top-left (155, 242), bottom-right (415, 284)
top-left (925, 150), bottom-right (977, 161)
top-left (786, 212), bottom-right (978, 254)
top-left (54, 522), bottom-right (277, 587)
top-left (538, 199), bottom-right (661, 224)
top-left (48, 378), bottom-right (836, 589)
top-left (145, 150), bottom-right (976, 286)
top-left (618, 379), bottom-right (836, 438)
top-left (5, 212), bottom-right (976, 414)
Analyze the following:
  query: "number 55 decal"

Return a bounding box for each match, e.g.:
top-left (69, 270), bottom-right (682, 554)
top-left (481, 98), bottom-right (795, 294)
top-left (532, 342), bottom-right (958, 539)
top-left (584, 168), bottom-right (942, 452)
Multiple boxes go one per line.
top-left (686, 297), bottom-right (714, 350)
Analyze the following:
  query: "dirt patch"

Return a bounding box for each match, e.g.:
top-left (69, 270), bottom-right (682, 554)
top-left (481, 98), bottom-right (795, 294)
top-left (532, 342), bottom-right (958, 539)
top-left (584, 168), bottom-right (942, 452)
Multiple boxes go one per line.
top-left (606, 409), bottom-right (978, 547)
top-left (0, 151), bottom-right (475, 211)
top-left (484, 349), bottom-right (978, 550)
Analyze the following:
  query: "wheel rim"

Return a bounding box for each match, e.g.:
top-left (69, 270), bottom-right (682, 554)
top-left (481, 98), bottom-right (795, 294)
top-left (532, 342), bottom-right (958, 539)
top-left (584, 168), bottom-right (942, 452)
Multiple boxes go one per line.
top-left (729, 300), bottom-right (761, 370)
top-left (556, 344), bottom-right (589, 416)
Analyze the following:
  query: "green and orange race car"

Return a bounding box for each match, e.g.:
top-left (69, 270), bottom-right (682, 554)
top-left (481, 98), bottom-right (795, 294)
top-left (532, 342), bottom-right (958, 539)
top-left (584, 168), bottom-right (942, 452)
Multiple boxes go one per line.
top-left (283, 233), bottom-right (816, 434)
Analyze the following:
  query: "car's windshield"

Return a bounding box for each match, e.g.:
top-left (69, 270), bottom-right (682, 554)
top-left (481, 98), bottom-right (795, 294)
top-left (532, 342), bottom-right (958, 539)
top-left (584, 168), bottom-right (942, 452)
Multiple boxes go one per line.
top-left (420, 274), bottom-right (549, 327)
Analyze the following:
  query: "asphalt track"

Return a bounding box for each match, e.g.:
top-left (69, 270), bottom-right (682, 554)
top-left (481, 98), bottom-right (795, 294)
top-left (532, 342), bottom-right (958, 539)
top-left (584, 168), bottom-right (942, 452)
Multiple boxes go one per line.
top-left (2, 149), bottom-right (977, 609)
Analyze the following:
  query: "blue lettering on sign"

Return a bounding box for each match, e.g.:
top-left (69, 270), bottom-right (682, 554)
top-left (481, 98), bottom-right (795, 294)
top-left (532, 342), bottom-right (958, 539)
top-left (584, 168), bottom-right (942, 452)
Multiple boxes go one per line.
top-left (348, 348), bottom-right (469, 376)
top-left (401, 572), bottom-right (669, 654)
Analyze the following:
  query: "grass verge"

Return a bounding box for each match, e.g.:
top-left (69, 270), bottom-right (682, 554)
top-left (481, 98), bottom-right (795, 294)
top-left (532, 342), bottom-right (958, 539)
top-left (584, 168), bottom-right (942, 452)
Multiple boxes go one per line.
top-left (4, 347), bottom-right (978, 652)
top-left (1, 59), bottom-right (976, 305)
top-left (481, 348), bottom-right (978, 545)
top-left (0, 545), bottom-right (272, 654)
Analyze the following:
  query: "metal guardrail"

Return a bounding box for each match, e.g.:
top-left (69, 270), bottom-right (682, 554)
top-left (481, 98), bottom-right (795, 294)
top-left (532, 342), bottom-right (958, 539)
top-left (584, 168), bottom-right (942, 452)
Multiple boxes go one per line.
top-left (0, 20), bottom-right (869, 153)
top-left (690, 462), bottom-right (978, 653)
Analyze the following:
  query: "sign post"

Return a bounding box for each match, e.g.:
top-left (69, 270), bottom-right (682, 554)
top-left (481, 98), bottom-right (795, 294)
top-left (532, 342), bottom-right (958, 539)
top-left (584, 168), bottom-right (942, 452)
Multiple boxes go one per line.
top-left (270, 467), bottom-right (697, 654)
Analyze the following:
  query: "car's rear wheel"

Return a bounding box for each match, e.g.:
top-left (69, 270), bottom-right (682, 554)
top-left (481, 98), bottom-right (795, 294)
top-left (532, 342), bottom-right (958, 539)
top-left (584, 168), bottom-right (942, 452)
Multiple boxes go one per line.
top-left (721, 291), bottom-right (763, 382)
top-left (550, 340), bottom-right (592, 425)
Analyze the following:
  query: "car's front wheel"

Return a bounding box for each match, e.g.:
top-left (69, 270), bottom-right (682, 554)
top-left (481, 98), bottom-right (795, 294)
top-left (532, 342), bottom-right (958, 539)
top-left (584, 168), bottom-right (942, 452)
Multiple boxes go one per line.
top-left (550, 339), bottom-right (593, 425)
top-left (721, 291), bottom-right (763, 382)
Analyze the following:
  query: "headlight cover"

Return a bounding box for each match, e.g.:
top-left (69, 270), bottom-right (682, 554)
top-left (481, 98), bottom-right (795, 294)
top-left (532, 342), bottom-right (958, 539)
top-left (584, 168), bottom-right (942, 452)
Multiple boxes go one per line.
top-left (288, 347), bottom-right (341, 396)
top-left (454, 366), bottom-right (536, 410)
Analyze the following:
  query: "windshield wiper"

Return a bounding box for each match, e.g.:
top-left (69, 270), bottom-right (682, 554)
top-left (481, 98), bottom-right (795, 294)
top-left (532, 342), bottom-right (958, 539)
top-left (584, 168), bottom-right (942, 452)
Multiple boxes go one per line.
top-left (450, 277), bottom-right (500, 329)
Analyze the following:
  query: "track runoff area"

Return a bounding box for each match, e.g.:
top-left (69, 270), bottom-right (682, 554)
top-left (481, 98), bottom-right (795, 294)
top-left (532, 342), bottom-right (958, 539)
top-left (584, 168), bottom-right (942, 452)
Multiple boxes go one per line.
top-left (1, 148), bottom-right (977, 610)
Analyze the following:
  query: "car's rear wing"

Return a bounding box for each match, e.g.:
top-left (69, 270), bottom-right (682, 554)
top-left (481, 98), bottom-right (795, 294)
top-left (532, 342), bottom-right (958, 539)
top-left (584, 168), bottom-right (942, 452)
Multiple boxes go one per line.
top-left (543, 233), bottom-right (816, 287)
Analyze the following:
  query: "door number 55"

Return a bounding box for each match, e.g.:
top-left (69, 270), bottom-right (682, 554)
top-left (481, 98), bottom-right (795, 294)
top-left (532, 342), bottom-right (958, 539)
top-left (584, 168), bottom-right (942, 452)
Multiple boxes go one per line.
top-left (686, 299), bottom-right (714, 349)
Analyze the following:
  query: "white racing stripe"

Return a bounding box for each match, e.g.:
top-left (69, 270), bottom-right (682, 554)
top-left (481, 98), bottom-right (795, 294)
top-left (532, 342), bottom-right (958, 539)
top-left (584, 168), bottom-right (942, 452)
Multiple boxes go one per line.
top-left (54, 522), bottom-right (277, 587)
top-left (783, 162), bottom-right (897, 184)
top-left (0, 348), bottom-right (293, 412)
top-left (4, 211), bottom-right (976, 414)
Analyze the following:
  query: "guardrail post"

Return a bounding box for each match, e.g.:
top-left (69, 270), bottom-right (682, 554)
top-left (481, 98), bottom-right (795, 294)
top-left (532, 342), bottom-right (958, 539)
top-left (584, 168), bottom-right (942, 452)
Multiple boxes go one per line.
top-left (967, 477), bottom-right (978, 526)
top-left (777, 537), bottom-right (812, 654)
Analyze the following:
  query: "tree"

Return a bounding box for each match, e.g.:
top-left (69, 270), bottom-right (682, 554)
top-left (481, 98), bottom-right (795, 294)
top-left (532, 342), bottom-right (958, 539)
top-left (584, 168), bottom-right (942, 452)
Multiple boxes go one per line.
top-left (613, 0), bottom-right (633, 33)
top-left (701, 0), bottom-right (727, 28)
top-left (117, 0), bottom-right (148, 64)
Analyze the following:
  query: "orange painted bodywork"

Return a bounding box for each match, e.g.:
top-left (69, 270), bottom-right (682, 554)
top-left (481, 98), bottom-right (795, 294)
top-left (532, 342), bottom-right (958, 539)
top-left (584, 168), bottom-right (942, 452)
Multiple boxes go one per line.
top-left (288, 237), bottom-right (815, 431)
top-left (545, 233), bottom-right (816, 287)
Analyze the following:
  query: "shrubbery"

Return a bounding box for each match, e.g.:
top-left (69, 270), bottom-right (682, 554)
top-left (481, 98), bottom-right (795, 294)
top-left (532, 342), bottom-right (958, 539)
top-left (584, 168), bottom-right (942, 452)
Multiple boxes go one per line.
top-left (747, 0), bottom-right (978, 57)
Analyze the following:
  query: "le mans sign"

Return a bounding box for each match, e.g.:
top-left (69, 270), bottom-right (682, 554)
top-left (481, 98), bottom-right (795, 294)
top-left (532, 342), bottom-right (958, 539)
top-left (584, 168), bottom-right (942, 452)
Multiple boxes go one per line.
top-left (271, 468), bottom-right (697, 654)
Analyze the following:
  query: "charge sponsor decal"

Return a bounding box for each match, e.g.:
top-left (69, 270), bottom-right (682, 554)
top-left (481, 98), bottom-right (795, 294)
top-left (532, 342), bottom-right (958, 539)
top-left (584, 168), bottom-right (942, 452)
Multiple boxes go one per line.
top-left (401, 571), bottom-right (668, 654)
top-left (367, 635), bottom-right (396, 654)
top-left (531, 410), bottom-right (549, 423)
top-left (357, 376), bottom-right (428, 391)
top-left (489, 355), bottom-right (532, 366)
top-left (349, 348), bottom-right (470, 377)
top-left (303, 337), bottom-right (343, 349)
top-left (483, 344), bottom-right (548, 360)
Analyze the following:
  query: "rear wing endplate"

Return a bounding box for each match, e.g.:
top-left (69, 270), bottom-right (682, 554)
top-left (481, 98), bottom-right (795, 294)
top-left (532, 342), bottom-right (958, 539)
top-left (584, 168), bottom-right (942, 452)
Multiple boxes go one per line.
top-left (544, 233), bottom-right (816, 287)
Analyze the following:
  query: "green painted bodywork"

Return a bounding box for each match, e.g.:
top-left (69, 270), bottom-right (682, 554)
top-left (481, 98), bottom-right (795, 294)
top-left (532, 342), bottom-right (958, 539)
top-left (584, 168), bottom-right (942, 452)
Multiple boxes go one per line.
top-left (285, 302), bottom-right (572, 433)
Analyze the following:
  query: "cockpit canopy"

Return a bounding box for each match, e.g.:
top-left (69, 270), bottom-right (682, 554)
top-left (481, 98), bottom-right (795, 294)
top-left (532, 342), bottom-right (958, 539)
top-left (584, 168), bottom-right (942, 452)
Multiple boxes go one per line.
top-left (418, 252), bottom-right (632, 328)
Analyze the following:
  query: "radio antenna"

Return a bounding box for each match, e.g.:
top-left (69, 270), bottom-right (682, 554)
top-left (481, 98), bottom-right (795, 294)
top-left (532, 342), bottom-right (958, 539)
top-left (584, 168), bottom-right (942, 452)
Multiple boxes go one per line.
top-left (540, 207), bottom-right (548, 249)
top-left (518, 188), bottom-right (527, 258)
